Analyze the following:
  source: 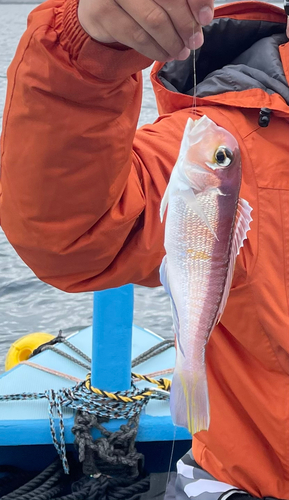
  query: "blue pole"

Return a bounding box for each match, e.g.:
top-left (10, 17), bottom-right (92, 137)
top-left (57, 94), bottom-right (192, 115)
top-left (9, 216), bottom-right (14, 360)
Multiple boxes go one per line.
top-left (91, 284), bottom-right (134, 392)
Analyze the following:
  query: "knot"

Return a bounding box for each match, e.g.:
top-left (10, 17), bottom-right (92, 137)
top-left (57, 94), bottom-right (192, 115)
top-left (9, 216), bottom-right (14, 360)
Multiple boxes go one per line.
top-left (72, 412), bottom-right (143, 480)
top-left (31, 330), bottom-right (64, 357)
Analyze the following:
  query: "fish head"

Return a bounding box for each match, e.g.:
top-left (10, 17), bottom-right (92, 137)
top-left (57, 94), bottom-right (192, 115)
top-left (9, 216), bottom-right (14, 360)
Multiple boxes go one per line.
top-left (180, 115), bottom-right (241, 195)
top-left (160, 115), bottom-right (241, 222)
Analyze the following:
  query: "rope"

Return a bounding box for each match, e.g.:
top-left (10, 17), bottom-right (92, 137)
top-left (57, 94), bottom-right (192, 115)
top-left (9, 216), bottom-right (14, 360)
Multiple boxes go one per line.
top-left (31, 331), bottom-right (91, 364)
top-left (132, 373), bottom-right (171, 392)
top-left (0, 457), bottom-right (150, 500)
top-left (39, 346), bottom-right (90, 371)
top-left (0, 378), bottom-right (168, 416)
top-left (106, 476), bottom-right (150, 499)
top-left (20, 361), bottom-right (82, 383)
top-left (60, 338), bottom-right (91, 364)
top-left (0, 335), bottom-right (175, 500)
top-left (141, 368), bottom-right (174, 378)
top-left (0, 374), bottom-right (170, 474)
top-left (21, 360), bottom-right (173, 389)
top-left (31, 332), bottom-right (174, 372)
top-left (87, 374), bottom-right (171, 402)
top-left (30, 333), bottom-right (64, 357)
top-left (1, 334), bottom-right (174, 477)
top-left (47, 390), bottom-right (70, 474)
top-left (31, 331), bottom-right (91, 371)
top-left (72, 412), bottom-right (142, 478)
top-left (0, 467), bottom-right (34, 497)
top-left (131, 339), bottom-right (175, 368)
top-left (0, 460), bottom-right (62, 499)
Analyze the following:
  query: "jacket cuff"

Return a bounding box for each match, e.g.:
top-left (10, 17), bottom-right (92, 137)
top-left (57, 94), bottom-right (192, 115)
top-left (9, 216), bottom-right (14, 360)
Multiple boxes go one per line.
top-left (56, 0), bottom-right (153, 80)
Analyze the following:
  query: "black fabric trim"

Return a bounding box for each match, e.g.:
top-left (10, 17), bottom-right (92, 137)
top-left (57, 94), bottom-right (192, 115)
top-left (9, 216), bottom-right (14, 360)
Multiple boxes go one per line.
top-left (158, 18), bottom-right (288, 103)
top-left (218, 490), bottom-right (253, 500)
top-left (218, 489), bottom-right (286, 500)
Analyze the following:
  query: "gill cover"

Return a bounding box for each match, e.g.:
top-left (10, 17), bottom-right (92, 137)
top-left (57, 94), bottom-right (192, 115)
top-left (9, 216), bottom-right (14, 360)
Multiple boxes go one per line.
top-left (160, 116), bottom-right (223, 238)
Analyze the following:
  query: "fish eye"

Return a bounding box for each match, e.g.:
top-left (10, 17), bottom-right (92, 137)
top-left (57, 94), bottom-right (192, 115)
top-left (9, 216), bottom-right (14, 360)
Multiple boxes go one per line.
top-left (214, 146), bottom-right (233, 167)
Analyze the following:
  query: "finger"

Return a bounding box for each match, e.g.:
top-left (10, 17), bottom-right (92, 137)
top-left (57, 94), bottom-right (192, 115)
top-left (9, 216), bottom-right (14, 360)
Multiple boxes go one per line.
top-left (154, 0), bottom-right (203, 49)
top-left (187, 0), bottom-right (214, 26)
top-left (115, 0), bottom-right (188, 59)
top-left (287, 17), bottom-right (289, 38)
top-left (91, 0), bottom-right (174, 61)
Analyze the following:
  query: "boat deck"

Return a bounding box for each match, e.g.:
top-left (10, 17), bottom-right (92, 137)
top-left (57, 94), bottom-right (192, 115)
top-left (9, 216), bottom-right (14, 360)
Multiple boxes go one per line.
top-left (0, 324), bottom-right (191, 446)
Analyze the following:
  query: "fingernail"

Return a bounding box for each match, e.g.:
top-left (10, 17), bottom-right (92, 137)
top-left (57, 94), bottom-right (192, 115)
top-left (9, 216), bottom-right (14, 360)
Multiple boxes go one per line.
top-left (198, 6), bottom-right (214, 26)
top-left (176, 47), bottom-right (191, 61)
top-left (188, 30), bottom-right (204, 50)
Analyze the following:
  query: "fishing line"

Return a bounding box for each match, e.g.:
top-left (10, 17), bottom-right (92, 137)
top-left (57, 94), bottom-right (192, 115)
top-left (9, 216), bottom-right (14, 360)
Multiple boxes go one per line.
top-left (192, 25), bottom-right (197, 116)
top-left (164, 20), bottom-right (198, 497)
top-left (165, 424), bottom-right (177, 494)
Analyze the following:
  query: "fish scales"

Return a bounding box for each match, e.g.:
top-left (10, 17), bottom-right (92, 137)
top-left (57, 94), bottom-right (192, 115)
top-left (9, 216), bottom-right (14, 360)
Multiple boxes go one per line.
top-left (166, 189), bottom-right (236, 366)
top-left (160, 115), bottom-right (252, 435)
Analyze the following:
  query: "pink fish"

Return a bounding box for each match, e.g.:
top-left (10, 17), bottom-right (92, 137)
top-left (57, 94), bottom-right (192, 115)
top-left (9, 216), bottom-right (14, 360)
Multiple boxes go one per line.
top-left (160, 115), bottom-right (252, 435)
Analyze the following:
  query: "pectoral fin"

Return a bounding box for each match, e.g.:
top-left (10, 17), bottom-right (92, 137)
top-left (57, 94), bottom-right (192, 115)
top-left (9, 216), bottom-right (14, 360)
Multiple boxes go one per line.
top-left (216, 198), bottom-right (253, 325)
top-left (180, 189), bottom-right (218, 240)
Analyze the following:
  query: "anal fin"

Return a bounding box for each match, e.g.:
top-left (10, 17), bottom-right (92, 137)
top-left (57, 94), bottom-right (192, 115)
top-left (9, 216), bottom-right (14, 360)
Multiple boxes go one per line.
top-left (160, 255), bottom-right (184, 355)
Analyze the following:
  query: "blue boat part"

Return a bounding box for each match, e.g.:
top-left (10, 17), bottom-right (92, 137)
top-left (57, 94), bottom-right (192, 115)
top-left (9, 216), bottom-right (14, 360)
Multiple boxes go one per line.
top-left (91, 284), bottom-right (133, 392)
top-left (0, 286), bottom-right (191, 472)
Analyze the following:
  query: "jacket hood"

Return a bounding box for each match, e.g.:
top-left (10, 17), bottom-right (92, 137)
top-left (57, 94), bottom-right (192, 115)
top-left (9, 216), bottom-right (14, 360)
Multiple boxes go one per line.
top-left (151, 2), bottom-right (289, 116)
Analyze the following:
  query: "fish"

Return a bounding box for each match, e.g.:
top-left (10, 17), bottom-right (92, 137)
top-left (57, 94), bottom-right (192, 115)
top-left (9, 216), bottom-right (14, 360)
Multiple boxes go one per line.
top-left (159, 115), bottom-right (252, 435)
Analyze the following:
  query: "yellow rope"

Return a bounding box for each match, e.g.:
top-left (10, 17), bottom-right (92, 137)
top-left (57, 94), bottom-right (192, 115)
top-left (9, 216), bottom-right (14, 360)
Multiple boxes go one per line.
top-left (132, 372), bottom-right (171, 392)
top-left (85, 372), bottom-right (171, 402)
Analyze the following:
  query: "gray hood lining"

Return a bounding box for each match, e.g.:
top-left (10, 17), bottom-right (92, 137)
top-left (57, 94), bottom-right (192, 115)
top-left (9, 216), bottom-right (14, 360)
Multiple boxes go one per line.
top-left (158, 18), bottom-right (289, 104)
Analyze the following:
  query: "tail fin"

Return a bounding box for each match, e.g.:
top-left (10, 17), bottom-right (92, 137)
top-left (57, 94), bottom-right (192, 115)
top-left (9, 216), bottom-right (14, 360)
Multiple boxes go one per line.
top-left (170, 369), bottom-right (210, 435)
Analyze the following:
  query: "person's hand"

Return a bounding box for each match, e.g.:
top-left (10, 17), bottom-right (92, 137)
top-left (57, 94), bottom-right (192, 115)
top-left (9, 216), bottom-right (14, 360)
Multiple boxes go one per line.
top-left (78, 0), bottom-right (214, 62)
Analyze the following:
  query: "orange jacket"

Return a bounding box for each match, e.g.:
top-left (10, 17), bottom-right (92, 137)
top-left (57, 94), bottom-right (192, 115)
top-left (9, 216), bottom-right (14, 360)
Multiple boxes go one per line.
top-left (1, 0), bottom-right (289, 496)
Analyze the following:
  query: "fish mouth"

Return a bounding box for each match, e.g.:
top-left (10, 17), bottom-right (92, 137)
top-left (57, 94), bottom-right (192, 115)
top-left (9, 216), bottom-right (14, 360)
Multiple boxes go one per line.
top-left (190, 115), bottom-right (213, 132)
top-left (186, 115), bottom-right (214, 143)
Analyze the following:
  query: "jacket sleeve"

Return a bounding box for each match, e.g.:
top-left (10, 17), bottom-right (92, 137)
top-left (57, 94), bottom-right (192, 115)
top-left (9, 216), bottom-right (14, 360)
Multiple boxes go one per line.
top-left (0, 0), bottom-right (187, 292)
